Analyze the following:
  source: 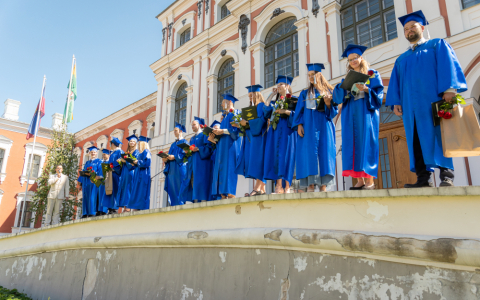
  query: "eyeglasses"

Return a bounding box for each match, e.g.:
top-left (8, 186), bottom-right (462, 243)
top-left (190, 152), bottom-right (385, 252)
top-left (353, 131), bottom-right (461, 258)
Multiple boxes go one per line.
top-left (348, 57), bottom-right (360, 63)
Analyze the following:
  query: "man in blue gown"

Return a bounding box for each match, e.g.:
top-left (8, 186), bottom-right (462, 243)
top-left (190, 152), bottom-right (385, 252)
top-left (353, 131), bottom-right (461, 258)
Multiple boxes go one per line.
top-left (78, 146), bottom-right (103, 218)
top-left (386, 10), bottom-right (468, 188)
top-left (96, 149), bottom-right (111, 215)
top-left (210, 94), bottom-right (242, 199)
top-left (183, 117), bottom-right (214, 202)
top-left (106, 137), bottom-right (123, 213)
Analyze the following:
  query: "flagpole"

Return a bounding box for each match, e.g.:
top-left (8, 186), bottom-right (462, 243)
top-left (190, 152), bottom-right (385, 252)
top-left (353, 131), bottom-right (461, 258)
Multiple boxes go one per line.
top-left (19, 76), bottom-right (46, 232)
top-left (64, 55), bottom-right (75, 124)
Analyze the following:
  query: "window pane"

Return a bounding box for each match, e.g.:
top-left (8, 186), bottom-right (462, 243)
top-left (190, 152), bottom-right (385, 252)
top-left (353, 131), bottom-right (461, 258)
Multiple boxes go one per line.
top-left (28, 154), bottom-right (41, 178)
top-left (18, 201), bottom-right (33, 227)
top-left (293, 33), bottom-right (298, 51)
top-left (386, 171), bottom-right (392, 188)
top-left (265, 46), bottom-right (274, 63)
top-left (356, 0), bottom-right (369, 21)
top-left (369, 0), bottom-right (380, 15)
top-left (357, 16), bottom-right (383, 48)
top-left (265, 64), bottom-right (274, 88)
top-left (342, 7), bottom-right (354, 28)
top-left (343, 28), bottom-right (355, 50)
top-left (224, 75), bottom-right (233, 89)
top-left (384, 9), bottom-right (397, 41)
top-left (383, 0), bottom-right (394, 8)
top-left (265, 17), bottom-right (298, 44)
top-left (0, 148), bottom-right (4, 171)
top-left (275, 39), bottom-right (292, 58)
top-left (371, 17), bottom-right (383, 47)
top-left (294, 52), bottom-right (299, 77)
top-left (275, 57), bottom-right (292, 78)
top-left (463, 0), bottom-right (480, 8)
top-left (379, 138), bottom-right (384, 155)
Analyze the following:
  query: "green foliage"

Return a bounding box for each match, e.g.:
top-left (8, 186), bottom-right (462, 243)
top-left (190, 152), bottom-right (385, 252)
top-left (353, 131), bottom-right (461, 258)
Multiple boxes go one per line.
top-left (0, 286), bottom-right (33, 300)
top-left (30, 125), bottom-right (81, 224)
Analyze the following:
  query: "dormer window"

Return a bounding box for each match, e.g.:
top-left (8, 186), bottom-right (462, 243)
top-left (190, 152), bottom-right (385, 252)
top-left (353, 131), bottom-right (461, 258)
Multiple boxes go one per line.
top-left (180, 28), bottom-right (191, 46)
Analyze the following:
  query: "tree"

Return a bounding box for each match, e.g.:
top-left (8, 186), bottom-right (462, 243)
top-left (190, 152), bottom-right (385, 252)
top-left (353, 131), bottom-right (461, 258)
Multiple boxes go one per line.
top-left (30, 125), bottom-right (80, 224)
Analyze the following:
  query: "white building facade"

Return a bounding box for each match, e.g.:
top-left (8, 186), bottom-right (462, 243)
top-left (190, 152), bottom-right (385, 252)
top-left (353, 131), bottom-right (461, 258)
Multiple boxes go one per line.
top-left (148, 0), bottom-right (480, 208)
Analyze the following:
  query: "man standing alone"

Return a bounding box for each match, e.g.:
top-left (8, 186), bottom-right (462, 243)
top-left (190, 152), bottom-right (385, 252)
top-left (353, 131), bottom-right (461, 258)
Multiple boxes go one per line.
top-left (45, 164), bottom-right (70, 225)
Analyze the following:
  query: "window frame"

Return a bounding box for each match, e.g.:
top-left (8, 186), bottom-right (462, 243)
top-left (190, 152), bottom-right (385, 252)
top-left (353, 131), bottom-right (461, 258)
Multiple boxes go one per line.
top-left (340, 0), bottom-right (397, 52)
top-left (217, 58), bottom-right (235, 114)
top-left (175, 82), bottom-right (188, 127)
top-left (179, 27), bottom-right (191, 47)
top-left (264, 17), bottom-right (299, 89)
top-left (0, 148), bottom-right (5, 175)
top-left (462, 0), bottom-right (480, 9)
top-left (26, 154), bottom-right (42, 179)
top-left (221, 1), bottom-right (231, 20)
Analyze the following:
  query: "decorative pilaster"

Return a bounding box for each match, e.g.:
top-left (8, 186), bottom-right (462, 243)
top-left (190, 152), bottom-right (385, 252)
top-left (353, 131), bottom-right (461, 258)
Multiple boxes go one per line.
top-left (206, 74), bottom-right (218, 121)
top-left (249, 41), bottom-right (265, 87)
top-left (238, 15), bottom-right (251, 54)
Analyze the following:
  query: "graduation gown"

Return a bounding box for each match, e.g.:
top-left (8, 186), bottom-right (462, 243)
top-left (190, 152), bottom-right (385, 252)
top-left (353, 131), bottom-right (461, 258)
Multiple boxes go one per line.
top-left (164, 139), bottom-right (189, 206)
top-left (128, 150), bottom-right (151, 210)
top-left (107, 149), bottom-right (124, 209)
top-left (385, 38), bottom-right (467, 172)
top-left (117, 149), bottom-right (140, 207)
top-left (263, 97), bottom-right (297, 184)
top-left (333, 69), bottom-right (384, 178)
top-left (78, 158), bottom-right (103, 216)
top-left (235, 103), bottom-right (267, 181)
top-left (184, 131), bottom-right (214, 201)
top-left (292, 89), bottom-right (337, 180)
top-left (212, 110), bottom-right (242, 197)
top-left (97, 160), bottom-right (111, 214)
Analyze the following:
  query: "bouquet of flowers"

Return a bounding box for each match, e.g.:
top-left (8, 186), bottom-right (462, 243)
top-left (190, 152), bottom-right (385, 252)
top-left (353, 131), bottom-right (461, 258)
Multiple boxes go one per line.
top-left (157, 150), bottom-right (169, 159)
top-left (438, 94), bottom-right (466, 120)
top-left (183, 144), bottom-right (196, 163)
top-left (270, 94), bottom-right (293, 130)
top-left (87, 166), bottom-right (103, 187)
top-left (119, 152), bottom-right (137, 166)
top-left (230, 108), bottom-right (250, 141)
top-left (101, 163), bottom-right (114, 178)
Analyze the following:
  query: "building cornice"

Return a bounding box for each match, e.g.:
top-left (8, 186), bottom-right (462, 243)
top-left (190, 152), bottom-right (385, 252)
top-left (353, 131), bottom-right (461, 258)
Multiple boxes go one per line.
top-left (0, 118), bottom-right (53, 139)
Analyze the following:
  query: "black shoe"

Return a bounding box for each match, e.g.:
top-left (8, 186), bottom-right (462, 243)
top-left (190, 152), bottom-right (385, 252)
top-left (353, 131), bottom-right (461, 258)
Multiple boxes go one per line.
top-left (350, 185), bottom-right (365, 190)
top-left (404, 181), bottom-right (434, 188)
top-left (95, 212), bottom-right (102, 216)
top-left (107, 209), bottom-right (117, 215)
top-left (80, 215), bottom-right (88, 219)
top-left (439, 178), bottom-right (454, 187)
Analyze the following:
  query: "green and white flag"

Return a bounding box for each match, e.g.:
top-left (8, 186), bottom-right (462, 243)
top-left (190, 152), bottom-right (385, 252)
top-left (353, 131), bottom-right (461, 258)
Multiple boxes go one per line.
top-left (64, 58), bottom-right (77, 123)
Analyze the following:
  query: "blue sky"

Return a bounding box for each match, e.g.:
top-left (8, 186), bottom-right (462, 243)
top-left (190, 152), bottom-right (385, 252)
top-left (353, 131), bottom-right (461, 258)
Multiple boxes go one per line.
top-left (0, 0), bottom-right (174, 133)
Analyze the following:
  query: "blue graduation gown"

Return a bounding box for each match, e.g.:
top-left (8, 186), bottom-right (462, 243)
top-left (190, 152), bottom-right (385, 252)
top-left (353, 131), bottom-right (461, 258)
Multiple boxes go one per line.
top-left (263, 98), bottom-right (297, 184)
top-left (79, 159), bottom-right (103, 216)
top-left (184, 131), bottom-right (214, 201)
top-left (212, 110), bottom-right (242, 197)
top-left (235, 103), bottom-right (267, 181)
top-left (128, 150), bottom-right (151, 210)
top-left (385, 39), bottom-right (467, 172)
top-left (97, 160), bottom-right (111, 214)
top-left (292, 89), bottom-right (337, 180)
top-left (107, 149), bottom-right (124, 209)
top-left (117, 149), bottom-right (139, 207)
top-left (164, 139), bottom-right (189, 206)
top-left (333, 70), bottom-right (384, 178)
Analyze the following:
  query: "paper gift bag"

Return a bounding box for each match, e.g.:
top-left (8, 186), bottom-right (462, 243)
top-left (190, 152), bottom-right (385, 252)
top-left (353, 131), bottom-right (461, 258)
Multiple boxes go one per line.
top-left (441, 104), bottom-right (480, 157)
top-left (105, 171), bottom-right (113, 195)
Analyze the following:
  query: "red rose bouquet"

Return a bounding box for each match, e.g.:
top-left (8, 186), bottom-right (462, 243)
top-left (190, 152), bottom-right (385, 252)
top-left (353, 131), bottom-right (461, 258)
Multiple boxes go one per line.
top-left (438, 94), bottom-right (466, 120)
top-left (183, 144), bottom-right (196, 163)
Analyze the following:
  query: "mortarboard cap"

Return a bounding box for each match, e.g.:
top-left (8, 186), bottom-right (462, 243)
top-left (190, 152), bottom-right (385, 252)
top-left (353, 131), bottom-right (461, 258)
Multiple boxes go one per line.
top-left (110, 137), bottom-right (122, 146)
top-left (126, 134), bottom-right (139, 142)
top-left (175, 122), bottom-right (186, 133)
top-left (223, 93), bottom-right (239, 103)
top-left (87, 146), bottom-right (99, 152)
top-left (306, 63), bottom-right (325, 73)
top-left (341, 44), bottom-right (368, 58)
top-left (138, 136), bottom-right (151, 142)
top-left (398, 10), bottom-right (429, 27)
top-left (193, 116), bottom-right (205, 126)
top-left (102, 149), bottom-right (112, 155)
top-left (245, 85), bottom-right (263, 93)
top-left (210, 120), bottom-right (221, 128)
top-left (276, 75), bottom-right (293, 85)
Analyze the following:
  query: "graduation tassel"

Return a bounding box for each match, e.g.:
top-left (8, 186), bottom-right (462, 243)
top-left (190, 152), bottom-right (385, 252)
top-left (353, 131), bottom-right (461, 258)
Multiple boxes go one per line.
top-left (426, 25), bottom-right (431, 39)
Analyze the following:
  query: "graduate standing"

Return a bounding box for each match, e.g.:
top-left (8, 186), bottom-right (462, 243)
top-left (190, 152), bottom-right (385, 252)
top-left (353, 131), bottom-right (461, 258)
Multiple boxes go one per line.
top-left (263, 76), bottom-right (297, 193)
top-left (292, 64), bottom-right (337, 192)
top-left (386, 11), bottom-right (467, 188)
top-left (116, 135), bottom-right (140, 212)
top-left (106, 137), bottom-right (124, 213)
top-left (333, 45), bottom-right (384, 190)
top-left (184, 117), bottom-right (214, 202)
top-left (234, 85), bottom-right (267, 197)
top-left (78, 146), bottom-right (103, 218)
top-left (163, 123), bottom-right (190, 206)
top-left (96, 149), bottom-right (112, 215)
top-left (128, 137), bottom-right (152, 211)
top-left (207, 120), bottom-right (222, 200)
top-left (210, 94), bottom-right (242, 199)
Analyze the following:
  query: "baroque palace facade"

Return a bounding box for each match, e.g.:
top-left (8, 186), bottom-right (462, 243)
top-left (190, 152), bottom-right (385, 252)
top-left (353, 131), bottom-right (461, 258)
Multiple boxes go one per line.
top-left (75, 0), bottom-right (480, 208)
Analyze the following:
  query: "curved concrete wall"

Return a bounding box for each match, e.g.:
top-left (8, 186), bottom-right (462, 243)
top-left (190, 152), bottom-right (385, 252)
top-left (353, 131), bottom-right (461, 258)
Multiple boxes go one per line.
top-left (0, 187), bottom-right (479, 299)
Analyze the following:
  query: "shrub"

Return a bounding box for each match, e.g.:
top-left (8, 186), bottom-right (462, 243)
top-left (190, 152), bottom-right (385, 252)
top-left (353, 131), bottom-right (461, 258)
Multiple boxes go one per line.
top-left (0, 286), bottom-right (33, 300)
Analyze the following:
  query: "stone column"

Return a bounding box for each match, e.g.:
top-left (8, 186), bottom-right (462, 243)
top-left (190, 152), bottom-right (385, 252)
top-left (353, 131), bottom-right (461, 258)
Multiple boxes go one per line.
top-left (166, 95), bottom-right (175, 144)
top-left (206, 74), bottom-right (218, 121)
top-left (250, 41), bottom-right (265, 87)
top-left (185, 86), bottom-right (195, 135)
top-left (200, 55), bottom-right (210, 121)
top-left (294, 18), bottom-right (309, 87)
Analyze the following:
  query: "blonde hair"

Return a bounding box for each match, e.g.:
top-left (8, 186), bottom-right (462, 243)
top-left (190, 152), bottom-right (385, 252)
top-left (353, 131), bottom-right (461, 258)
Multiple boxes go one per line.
top-left (127, 140), bottom-right (137, 153)
top-left (139, 141), bottom-right (150, 153)
top-left (347, 55), bottom-right (370, 75)
top-left (250, 92), bottom-right (265, 106)
top-left (309, 72), bottom-right (334, 95)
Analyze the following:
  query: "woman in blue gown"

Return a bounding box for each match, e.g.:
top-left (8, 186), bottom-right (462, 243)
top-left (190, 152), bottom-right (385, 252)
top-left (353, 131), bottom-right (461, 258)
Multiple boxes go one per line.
top-left (128, 136), bottom-right (152, 210)
top-left (333, 44), bottom-right (384, 190)
top-left (292, 63), bottom-right (337, 192)
top-left (234, 85), bottom-right (267, 197)
top-left (263, 76), bottom-right (297, 194)
top-left (163, 123), bottom-right (190, 206)
top-left (106, 138), bottom-right (123, 213)
top-left (117, 135), bottom-right (139, 211)
top-left (78, 146), bottom-right (103, 218)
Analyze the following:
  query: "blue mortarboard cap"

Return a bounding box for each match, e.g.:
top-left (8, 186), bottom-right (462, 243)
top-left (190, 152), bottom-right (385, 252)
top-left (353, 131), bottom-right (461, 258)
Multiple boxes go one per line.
top-left (222, 93), bottom-right (239, 103)
top-left (210, 120), bottom-right (221, 128)
top-left (341, 44), bottom-right (368, 58)
top-left (245, 85), bottom-right (263, 93)
top-left (398, 10), bottom-right (429, 27)
top-left (175, 122), bottom-right (186, 133)
top-left (87, 146), bottom-right (99, 152)
top-left (102, 149), bottom-right (112, 155)
top-left (138, 136), bottom-right (151, 142)
top-left (306, 63), bottom-right (325, 73)
top-left (194, 116), bottom-right (205, 126)
top-left (276, 75), bottom-right (293, 85)
top-left (126, 134), bottom-right (138, 142)
top-left (110, 137), bottom-right (123, 146)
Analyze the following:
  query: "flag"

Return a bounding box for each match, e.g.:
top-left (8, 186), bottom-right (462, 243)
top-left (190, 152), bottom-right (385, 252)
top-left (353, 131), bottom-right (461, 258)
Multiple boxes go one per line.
top-left (64, 60), bottom-right (77, 123)
top-left (26, 84), bottom-right (46, 140)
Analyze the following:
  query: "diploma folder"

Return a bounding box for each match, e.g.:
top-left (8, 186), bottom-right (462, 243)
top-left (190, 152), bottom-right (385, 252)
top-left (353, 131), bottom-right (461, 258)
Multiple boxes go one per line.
top-left (340, 70), bottom-right (371, 91)
top-left (79, 171), bottom-right (90, 177)
top-left (431, 99), bottom-right (446, 127)
top-left (101, 163), bottom-right (110, 178)
top-left (177, 143), bottom-right (190, 151)
top-left (241, 106), bottom-right (258, 121)
top-left (157, 152), bottom-right (169, 158)
top-left (202, 126), bottom-right (214, 136)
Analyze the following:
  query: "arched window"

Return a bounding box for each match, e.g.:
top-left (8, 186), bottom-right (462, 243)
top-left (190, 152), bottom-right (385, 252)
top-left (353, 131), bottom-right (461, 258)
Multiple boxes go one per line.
top-left (179, 28), bottom-right (191, 46)
top-left (264, 17), bottom-right (299, 88)
top-left (217, 59), bottom-right (235, 113)
top-left (175, 82), bottom-right (188, 127)
top-left (221, 1), bottom-right (231, 19)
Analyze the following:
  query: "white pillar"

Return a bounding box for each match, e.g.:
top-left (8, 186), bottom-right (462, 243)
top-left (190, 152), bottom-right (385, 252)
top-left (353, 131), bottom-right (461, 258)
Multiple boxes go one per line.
top-left (206, 74), bottom-right (218, 121)
top-left (323, 1), bottom-right (342, 79)
top-left (185, 85), bottom-right (195, 135)
top-left (200, 55), bottom-right (210, 121)
top-left (250, 41), bottom-right (265, 87)
top-left (197, 1), bottom-right (204, 35)
top-left (204, 0), bottom-right (212, 30)
top-left (294, 18), bottom-right (309, 86)
top-left (166, 94), bottom-right (175, 145)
